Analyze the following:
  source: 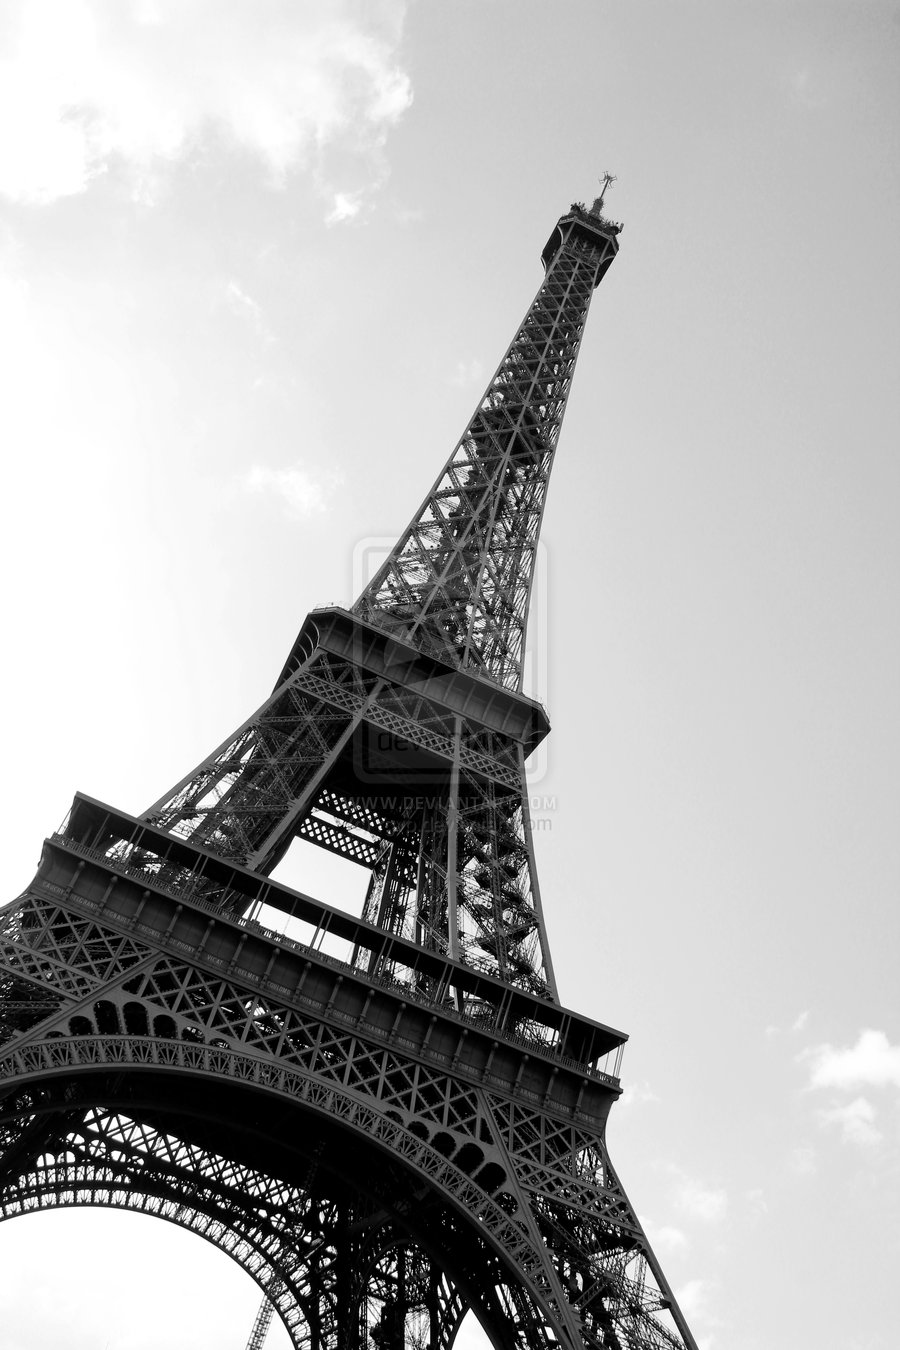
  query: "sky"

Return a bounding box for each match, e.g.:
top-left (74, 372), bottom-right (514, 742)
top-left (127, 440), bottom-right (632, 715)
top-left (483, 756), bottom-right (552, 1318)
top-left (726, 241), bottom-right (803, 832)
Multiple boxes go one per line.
top-left (0, 1), bottom-right (898, 1347)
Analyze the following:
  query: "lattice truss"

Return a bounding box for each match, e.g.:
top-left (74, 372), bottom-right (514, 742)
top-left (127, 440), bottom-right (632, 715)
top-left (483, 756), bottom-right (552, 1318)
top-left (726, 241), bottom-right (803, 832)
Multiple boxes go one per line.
top-left (358, 754), bottom-right (557, 998)
top-left (0, 201), bottom-right (698, 1349)
top-left (138, 206), bottom-right (618, 1001)
top-left (353, 225), bottom-right (615, 691)
top-left (0, 1100), bottom-right (466, 1350)
top-left (144, 645), bottom-right (557, 997)
top-left (0, 892), bottom-right (692, 1350)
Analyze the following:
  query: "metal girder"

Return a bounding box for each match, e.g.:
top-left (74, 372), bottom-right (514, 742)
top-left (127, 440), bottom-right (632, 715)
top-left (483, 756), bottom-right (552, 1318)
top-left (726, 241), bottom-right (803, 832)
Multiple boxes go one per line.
top-left (354, 210), bottom-right (619, 692)
top-left (0, 197), bottom-right (700, 1350)
top-left (139, 208), bottom-right (620, 998)
top-left (1, 856), bottom-right (693, 1350)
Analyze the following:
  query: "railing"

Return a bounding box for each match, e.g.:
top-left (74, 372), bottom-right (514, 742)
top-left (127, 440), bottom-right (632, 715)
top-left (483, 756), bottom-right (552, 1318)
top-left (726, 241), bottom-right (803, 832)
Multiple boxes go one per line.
top-left (44, 832), bottom-right (623, 1089)
top-left (568, 203), bottom-right (623, 234)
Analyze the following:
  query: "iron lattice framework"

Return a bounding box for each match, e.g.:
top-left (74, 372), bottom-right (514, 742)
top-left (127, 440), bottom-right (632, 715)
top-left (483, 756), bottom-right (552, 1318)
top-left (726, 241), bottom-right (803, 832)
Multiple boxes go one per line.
top-left (0, 197), bottom-right (699, 1350)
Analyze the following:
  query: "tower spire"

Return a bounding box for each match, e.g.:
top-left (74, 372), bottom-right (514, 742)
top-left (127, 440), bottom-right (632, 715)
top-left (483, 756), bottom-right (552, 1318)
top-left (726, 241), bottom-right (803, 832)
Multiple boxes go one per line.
top-left (590, 170), bottom-right (617, 217)
top-left (353, 200), bottom-right (620, 691)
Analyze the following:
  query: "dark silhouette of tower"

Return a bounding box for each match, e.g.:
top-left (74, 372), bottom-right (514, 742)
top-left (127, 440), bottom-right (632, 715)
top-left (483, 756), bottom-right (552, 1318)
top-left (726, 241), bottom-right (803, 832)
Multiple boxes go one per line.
top-left (0, 192), bottom-right (698, 1350)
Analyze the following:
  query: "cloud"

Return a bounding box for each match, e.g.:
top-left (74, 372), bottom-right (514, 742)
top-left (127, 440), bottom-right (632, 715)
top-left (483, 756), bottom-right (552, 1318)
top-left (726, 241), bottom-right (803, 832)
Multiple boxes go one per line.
top-left (800, 1029), bottom-right (900, 1152)
top-left (817, 1096), bottom-right (883, 1147)
top-left (651, 1224), bottom-right (688, 1255)
top-left (450, 358), bottom-right (487, 388)
top-left (674, 1278), bottom-right (711, 1322)
top-left (241, 461), bottom-right (343, 518)
top-left (765, 1008), bottom-right (810, 1038)
top-left (223, 280), bottom-right (272, 343)
top-left (0, 0), bottom-right (412, 205)
top-left (789, 1144), bottom-right (818, 1177)
top-left (805, 1029), bottom-right (900, 1091)
top-left (745, 1188), bottom-right (767, 1217)
top-left (674, 1174), bottom-right (727, 1224)
top-left (673, 1277), bottom-right (722, 1347)
top-left (326, 190), bottom-right (364, 225)
top-left (618, 1080), bottom-right (658, 1110)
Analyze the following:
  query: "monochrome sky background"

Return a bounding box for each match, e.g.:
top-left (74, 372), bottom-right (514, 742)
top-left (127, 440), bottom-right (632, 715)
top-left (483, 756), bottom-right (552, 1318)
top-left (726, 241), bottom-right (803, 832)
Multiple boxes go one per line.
top-left (0, 3), bottom-right (898, 1348)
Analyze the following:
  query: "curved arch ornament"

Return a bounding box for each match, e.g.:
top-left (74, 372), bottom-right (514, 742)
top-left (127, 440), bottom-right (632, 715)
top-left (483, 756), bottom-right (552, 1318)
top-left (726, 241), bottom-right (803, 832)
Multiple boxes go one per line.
top-left (0, 1037), bottom-right (559, 1350)
top-left (0, 1105), bottom-right (317, 1347)
top-left (0, 883), bottom-right (688, 1350)
top-left (0, 1104), bottom-right (474, 1350)
top-left (1, 196), bottom-right (700, 1350)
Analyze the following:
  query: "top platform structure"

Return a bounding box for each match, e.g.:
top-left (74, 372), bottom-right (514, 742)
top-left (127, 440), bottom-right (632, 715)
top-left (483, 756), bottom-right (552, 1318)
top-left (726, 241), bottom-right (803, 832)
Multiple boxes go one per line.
top-left (541, 192), bottom-right (623, 283)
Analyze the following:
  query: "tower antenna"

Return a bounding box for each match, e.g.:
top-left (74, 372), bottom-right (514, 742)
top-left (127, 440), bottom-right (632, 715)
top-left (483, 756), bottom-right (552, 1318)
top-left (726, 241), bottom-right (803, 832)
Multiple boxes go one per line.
top-left (592, 171), bottom-right (617, 215)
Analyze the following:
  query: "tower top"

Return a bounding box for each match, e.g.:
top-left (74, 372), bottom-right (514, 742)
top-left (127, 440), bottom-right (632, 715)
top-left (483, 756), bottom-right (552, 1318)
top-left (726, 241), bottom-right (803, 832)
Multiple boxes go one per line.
top-left (564, 171), bottom-right (623, 242)
top-left (355, 197), bottom-right (621, 691)
top-left (590, 170), bottom-right (617, 218)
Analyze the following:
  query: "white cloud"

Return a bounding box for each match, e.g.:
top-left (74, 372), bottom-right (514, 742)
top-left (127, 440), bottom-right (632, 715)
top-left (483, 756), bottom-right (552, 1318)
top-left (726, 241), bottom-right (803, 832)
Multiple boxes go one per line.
top-left (765, 1009), bottom-right (810, 1038)
top-left (451, 358), bottom-right (487, 388)
top-left (673, 1277), bottom-right (722, 1348)
top-left (805, 1028), bottom-right (900, 1092)
top-left (800, 1029), bottom-right (900, 1152)
top-left (674, 1277), bottom-right (710, 1321)
top-left (745, 1188), bottom-right (767, 1217)
top-left (674, 1174), bottom-right (727, 1224)
top-left (618, 1080), bottom-right (658, 1109)
top-left (817, 1096), bottom-right (883, 1148)
top-left (223, 280), bottom-right (272, 342)
top-left (651, 1224), bottom-right (688, 1255)
top-left (326, 190), bottom-right (364, 225)
top-left (242, 461), bottom-right (343, 518)
top-left (0, 0), bottom-right (412, 205)
top-left (789, 1143), bottom-right (818, 1176)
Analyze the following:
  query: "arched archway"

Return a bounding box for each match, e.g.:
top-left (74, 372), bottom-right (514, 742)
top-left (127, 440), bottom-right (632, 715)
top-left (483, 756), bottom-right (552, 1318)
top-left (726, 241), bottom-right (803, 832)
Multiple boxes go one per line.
top-left (0, 1038), bottom-right (558, 1350)
top-left (0, 1206), bottom-right (298, 1349)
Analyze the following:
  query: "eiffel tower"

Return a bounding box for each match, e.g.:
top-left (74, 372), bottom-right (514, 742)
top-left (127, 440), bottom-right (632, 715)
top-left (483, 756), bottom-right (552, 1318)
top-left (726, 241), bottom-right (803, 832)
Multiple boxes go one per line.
top-left (0, 188), bottom-right (699, 1350)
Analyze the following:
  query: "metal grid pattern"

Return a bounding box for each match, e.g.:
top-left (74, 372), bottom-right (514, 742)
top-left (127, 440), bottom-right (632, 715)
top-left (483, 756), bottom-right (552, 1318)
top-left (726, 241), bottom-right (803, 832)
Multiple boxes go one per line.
top-left (352, 213), bottom-right (618, 691)
top-left (1, 882), bottom-right (692, 1350)
top-left (0, 197), bottom-right (699, 1350)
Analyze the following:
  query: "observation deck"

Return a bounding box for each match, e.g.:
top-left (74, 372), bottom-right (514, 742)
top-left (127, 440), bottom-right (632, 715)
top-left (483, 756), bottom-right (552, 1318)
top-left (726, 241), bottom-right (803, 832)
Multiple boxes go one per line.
top-left (36, 794), bottom-right (628, 1130)
top-left (541, 201), bottom-right (622, 284)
